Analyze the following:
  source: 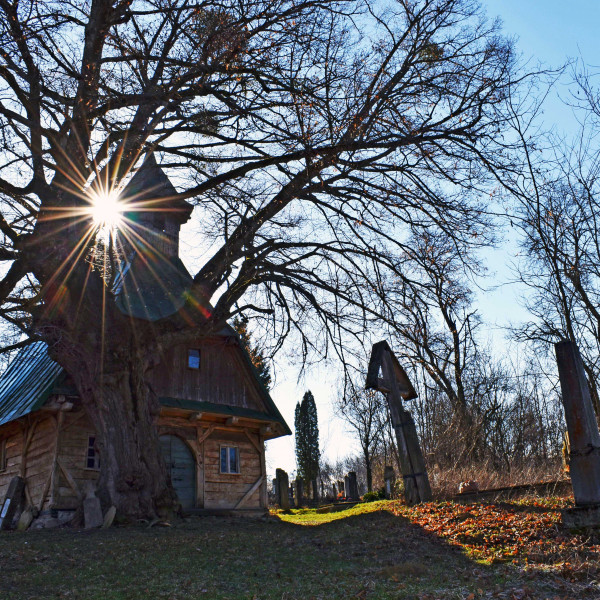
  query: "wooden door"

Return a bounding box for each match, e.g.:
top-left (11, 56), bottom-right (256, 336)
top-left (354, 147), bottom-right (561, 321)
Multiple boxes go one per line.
top-left (160, 435), bottom-right (196, 510)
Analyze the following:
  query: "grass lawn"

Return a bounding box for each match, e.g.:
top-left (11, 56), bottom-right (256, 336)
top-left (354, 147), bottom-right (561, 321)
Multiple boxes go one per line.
top-left (0, 498), bottom-right (598, 599)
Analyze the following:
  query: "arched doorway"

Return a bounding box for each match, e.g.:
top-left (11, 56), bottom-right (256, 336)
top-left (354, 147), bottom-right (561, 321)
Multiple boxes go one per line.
top-left (159, 435), bottom-right (196, 510)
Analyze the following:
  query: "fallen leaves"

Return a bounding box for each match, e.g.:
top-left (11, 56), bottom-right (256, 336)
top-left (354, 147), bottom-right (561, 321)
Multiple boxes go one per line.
top-left (389, 496), bottom-right (600, 581)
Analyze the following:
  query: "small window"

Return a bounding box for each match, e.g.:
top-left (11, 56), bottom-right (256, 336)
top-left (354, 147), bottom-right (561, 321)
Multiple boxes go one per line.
top-left (0, 439), bottom-right (6, 472)
top-left (220, 446), bottom-right (240, 474)
top-left (188, 349), bottom-right (200, 370)
top-left (86, 436), bottom-right (100, 470)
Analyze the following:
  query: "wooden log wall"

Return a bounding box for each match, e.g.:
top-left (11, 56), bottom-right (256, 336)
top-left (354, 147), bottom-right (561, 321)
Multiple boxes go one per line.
top-left (1, 408), bottom-right (267, 514)
top-left (52, 409), bottom-right (99, 509)
top-left (149, 340), bottom-right (266, 412)
top-left (203, 430), bottom-right (263, 510)
top-left (0, 421), bottom-right (24, 502)
top-left (158, 414), bottom-right (266, 510)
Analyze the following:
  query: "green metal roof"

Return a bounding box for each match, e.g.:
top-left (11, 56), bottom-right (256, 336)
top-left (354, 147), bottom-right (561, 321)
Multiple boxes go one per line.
top-left (159, 397), bottom-right (288, 429)
top-left (0, 339), bottom-right (290, 436)
top-left (0, 341), bottom-right (64, 426)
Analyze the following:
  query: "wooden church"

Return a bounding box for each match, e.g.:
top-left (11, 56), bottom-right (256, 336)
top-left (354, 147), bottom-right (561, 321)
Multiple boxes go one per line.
top-left (0, 157), bottom-right (290, 524)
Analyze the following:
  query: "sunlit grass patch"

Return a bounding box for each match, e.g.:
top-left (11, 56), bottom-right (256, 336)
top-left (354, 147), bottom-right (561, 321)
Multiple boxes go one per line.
top-left (274, 500), bottom-right (389, 525)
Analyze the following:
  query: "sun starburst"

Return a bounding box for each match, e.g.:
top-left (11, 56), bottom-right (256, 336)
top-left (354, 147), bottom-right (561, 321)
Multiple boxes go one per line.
top-left (88, 189), bottom-right (124, 231)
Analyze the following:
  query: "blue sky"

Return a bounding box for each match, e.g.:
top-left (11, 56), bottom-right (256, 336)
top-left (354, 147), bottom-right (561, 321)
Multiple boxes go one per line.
top-left (264, 0), bottom-right (600, 477)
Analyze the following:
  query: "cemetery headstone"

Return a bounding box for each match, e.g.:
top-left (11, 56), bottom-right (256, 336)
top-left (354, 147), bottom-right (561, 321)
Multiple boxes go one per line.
top-left (294, 478), bottom-right (303, 507)
top-left (555, 341), bottom-right (600, 527)
top-left (366, 341), bottom-right (432, 504)
top-left (384, 466), bottom-right (396, 499)
top-left (311, 478), bottom-right (319, 504)
top-left (83, 487), bottom-right (103, 529)
top-left (275, 468), bottom-right (290, 510)
top-left (347, 472), bottom-right (359, 500)
top-left (0, 476), bottom-right (24, 530)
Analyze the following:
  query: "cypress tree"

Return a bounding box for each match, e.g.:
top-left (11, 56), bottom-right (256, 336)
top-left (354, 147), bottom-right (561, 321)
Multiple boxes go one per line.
top-left (294, 390), bottom-right (320, 484)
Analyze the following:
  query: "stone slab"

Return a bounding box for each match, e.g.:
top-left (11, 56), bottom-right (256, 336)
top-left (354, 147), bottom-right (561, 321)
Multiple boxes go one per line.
top-left (84, 496), bottom-right (103, 529)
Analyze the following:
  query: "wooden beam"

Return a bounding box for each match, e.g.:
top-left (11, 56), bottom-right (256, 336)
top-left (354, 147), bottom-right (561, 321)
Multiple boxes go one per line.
top-left (197, 424), bottom-right (215, 446)
top-left (49, 412), bottom-right (64, 508)
top-left (259, 425), bottom-right (272, 435)
top-left (20, 420), bottom-right (38, 478)
top-left (57, 460), bottom-right (82, 499)
top-left (243, 429), bottom-right (261, 454)
top-left (234, 475), bottom-right (265, 509)
top-left (38, 473), bottom-right (52, 512)
top-left (225, 416), bottom-right (239, 426)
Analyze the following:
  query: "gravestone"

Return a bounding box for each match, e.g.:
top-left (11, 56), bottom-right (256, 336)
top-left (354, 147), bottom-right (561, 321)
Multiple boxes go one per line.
top-left (102, 506), bottom-right (117, 529)
top-left (311, 479), bottom-right (319, 504)
top-left (294, 478), bottom-right (304, 507)
top-left (555, 341), bottom-right (600, 527)
top-left (275, 469), bottom-right (290, 510)
top-left (83, 488), bottom-right (103, 529)
top-left (17, 507), bottom-right (34, 531)
top-left (332, 483), bottom-right (337, 498)
top-left (344, 475), bottom-right (350, 499)
top-left (366, 341), bottom-right (432, 504)
top-left (0, 476), bottom-right (24, 530)
top-left (384, 466), bottom-right (396, 499)
top-left (347, 472), bottom-right (359, 500)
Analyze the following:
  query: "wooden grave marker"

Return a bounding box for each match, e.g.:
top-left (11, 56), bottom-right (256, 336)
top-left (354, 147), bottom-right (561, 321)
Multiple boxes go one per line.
top-left (366, 341), bottom-right (432, 504)
top-left (0, 476), bottom-right (25, 530)
top-left (555, 341), bottom-right (600, 527)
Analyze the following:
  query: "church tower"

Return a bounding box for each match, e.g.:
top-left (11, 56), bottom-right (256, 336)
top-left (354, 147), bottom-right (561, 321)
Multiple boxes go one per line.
top-left (120, 154), bottom-right (192, 258)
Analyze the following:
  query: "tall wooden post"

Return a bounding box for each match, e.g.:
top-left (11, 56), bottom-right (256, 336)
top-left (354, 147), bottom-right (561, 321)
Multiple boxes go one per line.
top-left (366, 341), bottom-right (432, 504)
top-left (555, 341), bottom-right (600, 526)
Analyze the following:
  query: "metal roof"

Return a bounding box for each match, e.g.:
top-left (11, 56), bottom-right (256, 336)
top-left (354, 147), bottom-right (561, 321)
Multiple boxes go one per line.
top-left (0, 339), bottom-right (291, 436)
top-left (0, 341), bottom-right (63, 426)
top-left (159, 397), bottom-right (289, 431)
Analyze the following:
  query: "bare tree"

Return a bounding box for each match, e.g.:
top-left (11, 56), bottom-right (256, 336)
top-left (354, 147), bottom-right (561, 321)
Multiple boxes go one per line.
top-left (0, 0), bottom-right (530, 518)
top-left (338, 384), bottom-right (387, 491)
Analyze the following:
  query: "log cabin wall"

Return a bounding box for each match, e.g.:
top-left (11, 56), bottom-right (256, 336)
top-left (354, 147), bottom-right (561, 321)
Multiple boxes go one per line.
top-left (203, 430), bottom-right (263, 510)
top-left (149, 340), bottom-right (265, 412)
top-left (52, 408), bottom-right (99, 510)
top-left (157, 414), bottom-right (266, 510)
top-left (0, 412), bottom-right (71, 513)
top-left (1, 406), bottom-right (270, 514)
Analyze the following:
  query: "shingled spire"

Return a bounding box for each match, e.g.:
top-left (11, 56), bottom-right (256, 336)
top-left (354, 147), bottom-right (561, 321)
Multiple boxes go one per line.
top-left (121, 154), bottom-right (193, 258)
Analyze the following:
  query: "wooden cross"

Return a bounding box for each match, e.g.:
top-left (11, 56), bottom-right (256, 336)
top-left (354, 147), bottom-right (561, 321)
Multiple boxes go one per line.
top-left (366, 341), bottom-right (432, 504)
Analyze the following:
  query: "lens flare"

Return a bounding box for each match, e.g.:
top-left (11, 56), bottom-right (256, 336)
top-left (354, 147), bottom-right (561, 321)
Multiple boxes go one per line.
top-left (89, 189), bottom-right (124, 230)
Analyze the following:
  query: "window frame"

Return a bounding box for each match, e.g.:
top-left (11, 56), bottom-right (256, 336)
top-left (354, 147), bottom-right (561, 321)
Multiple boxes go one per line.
top-left (84, 436), bottom-right (100, 471)
top-left (187, 348), bottom-right (201, 371)
top-left (219, 445), bottom-right (240, 475)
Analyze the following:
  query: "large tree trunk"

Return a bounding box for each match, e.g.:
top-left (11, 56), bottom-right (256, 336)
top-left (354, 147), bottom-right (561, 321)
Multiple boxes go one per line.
top-left (68, 351), bottom-right (177, 520)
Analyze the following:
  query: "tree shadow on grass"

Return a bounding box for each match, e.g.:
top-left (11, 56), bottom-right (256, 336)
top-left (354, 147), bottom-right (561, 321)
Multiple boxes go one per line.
top-left (0, 509), bottom-right (597, 599)
top-left (271, 508), bottom-right (597, 599)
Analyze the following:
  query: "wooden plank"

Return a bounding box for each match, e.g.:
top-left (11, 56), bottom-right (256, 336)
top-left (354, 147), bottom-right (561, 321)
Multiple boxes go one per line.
top-left (57, 460), bottom-right (82, 499)
top-left (243, 429), bottom-right (261, 454)
top-left (234, 475), bottom-right (264, 509)
top-left (37, 472), bottom-right (52, 512)
top-left (49, 412), bottom-right (64, 507)
top-left (21, 420), bottom-right (39, 478)
top-left (197, 425), bottom-right (215, 445)
top-left (259, 434), bottom-right (267, 508)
